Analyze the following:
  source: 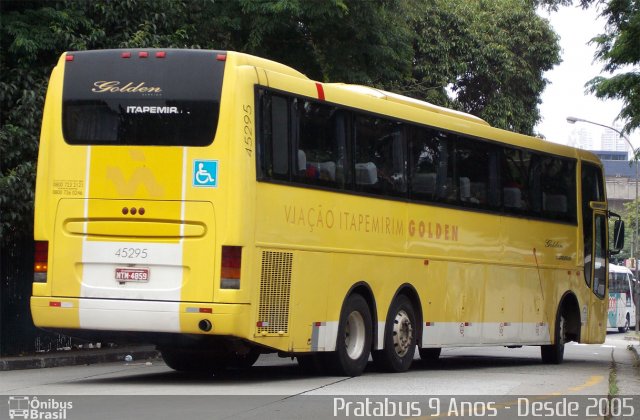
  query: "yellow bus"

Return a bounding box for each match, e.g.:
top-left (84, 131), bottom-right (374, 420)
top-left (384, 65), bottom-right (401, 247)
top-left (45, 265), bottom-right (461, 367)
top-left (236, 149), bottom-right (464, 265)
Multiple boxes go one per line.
top-left (32, 49), bottom-right (624, 376)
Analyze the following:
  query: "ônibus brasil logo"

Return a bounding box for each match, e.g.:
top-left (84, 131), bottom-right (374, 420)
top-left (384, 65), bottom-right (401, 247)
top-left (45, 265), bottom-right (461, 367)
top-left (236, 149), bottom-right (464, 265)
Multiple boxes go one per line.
top-left (7, 396), bottom-right (73, 420)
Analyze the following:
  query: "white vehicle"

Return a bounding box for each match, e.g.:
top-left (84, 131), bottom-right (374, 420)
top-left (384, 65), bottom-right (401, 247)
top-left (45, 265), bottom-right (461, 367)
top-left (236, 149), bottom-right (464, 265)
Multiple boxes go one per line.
top-left (608, 264), bottom-right (638, 332)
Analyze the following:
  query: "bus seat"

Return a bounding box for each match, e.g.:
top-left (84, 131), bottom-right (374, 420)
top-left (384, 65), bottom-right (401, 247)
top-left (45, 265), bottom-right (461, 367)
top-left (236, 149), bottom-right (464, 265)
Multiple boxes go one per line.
top-left (459, 177), bottom-right (471, 199)
top-left (503, 187), bottom-right (522, 208)
top-left (297, 150), bottom-right (307, 172)
top-left (318, 161), bottom-right (336, 181)
top-left (356, 162), bottom-right (378, 185)
top-left (543, 193), bottom-right (567, 213)
top-left (307, 161), bottom-right (336, 181)
top-left (470, 182), bottom-right (487, 202)
top-left (412, 173), bottom-right (437, 194)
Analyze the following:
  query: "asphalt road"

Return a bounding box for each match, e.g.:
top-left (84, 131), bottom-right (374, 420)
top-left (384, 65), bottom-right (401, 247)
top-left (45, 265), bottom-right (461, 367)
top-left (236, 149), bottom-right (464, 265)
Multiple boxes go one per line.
top-left (2, 332), bottom-right (638, 419)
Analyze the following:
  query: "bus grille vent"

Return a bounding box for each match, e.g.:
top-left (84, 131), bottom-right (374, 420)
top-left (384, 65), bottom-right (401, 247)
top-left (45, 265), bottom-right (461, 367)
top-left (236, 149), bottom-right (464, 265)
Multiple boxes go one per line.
top-left (258, 251), bottom-right (293, 335)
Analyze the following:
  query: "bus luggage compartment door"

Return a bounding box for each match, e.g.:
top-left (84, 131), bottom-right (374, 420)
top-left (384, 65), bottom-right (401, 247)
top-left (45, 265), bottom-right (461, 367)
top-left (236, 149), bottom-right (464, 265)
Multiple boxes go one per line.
top-left (51, 199), bottom-right (215, 302)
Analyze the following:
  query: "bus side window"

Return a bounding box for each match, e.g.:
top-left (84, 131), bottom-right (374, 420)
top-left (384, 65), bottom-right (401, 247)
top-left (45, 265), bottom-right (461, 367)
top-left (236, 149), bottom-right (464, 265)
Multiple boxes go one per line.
top-left (502, 148), bottom-right (532, 213)
top-left (408, 126), bottom-right (441, 201)
top-left (455, 136), bottom-right (500, 210)
top-left (353, 115), bottom-right (406, 197)
top-left (271, 96), bottom-right (290, 178)
top-left (294, 99), bottom-right (348, 189)
top-left (540, 157), bottom-right (576, 222)
top-left (259, 91), bottom-right (290, 180)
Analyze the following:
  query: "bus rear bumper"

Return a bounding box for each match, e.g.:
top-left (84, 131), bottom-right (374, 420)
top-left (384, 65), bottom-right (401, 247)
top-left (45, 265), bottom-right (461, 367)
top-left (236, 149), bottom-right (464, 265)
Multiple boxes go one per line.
top-left (31, 297), bottom-right (250, 336)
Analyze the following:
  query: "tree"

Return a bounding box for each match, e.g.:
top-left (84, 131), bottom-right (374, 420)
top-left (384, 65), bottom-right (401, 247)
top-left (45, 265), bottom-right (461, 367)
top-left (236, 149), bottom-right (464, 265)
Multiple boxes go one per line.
top-left (0, 0), bottom-right (192, 243)
top-left (586, 0), bottom-right (640, 135)
top-left (404, 0), bottom-right (561, 135)
top-left (537, 0), bottom-right (639, 135)
top-left (1, 0), bottom-right (562, 242)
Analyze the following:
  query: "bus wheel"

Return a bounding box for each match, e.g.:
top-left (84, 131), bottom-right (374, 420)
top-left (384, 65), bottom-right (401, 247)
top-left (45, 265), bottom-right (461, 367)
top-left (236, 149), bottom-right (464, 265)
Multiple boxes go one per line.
top-left (618, 315), bottom-right (630, 333)
top-left (328, 294), bottom-right (372, 377)
top-left (541, 311), bottom-right (566, 364)
top-left (373, 295), bottom-right (417, 372)
top-left (418, 347), bottom-right (442, 363)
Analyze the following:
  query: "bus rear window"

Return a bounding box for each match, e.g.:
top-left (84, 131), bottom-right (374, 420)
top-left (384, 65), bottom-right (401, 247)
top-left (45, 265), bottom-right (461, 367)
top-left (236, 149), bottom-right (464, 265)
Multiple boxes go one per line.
top-left (62, 49), bottom-right (225, 146)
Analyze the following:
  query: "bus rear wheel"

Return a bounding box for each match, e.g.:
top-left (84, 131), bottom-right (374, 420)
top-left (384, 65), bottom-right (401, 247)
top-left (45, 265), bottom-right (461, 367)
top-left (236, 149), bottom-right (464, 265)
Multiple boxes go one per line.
top-left (541, 311), bottom-right (566, 364)
top-left (327, 294), bottom-right (372, 377)
top-left (373, 295), bottom-right (417, 372)
top-left (618, 315), bottom-right (630, 333)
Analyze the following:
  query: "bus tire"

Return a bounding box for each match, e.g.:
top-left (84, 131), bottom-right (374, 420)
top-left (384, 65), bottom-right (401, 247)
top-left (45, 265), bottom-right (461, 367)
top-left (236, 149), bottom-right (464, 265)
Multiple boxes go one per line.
top-left (541, 310), bottom-right (566, 364)
top-left (618, 315), bottom-right (630, 333)
top-left (373, 295), bottom-right (417, 372)
top-left (418, 347), bottom-right (442, 363)
top-left (328, 293), bottom-right (372, 377)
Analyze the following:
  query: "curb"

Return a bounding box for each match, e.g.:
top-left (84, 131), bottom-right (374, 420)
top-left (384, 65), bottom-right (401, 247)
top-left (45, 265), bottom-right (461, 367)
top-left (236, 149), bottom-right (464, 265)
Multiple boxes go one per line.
top-left (629, 343), bottom-right (640, 367)
top-left (0, 346), bottom-right (159, 371)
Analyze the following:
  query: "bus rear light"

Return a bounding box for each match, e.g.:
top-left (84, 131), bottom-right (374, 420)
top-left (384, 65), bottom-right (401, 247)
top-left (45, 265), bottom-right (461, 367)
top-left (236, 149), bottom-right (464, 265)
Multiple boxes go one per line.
top-left (220, 246), bottom-right (241, 289)
top-left (33, 241), bottom-right (48, 283)
top-left (139, 51), bottom-right (148, 58)
top-left (156, 51), bottom-right (166, 58)
top-left (65, 55), bottom-right (74, 62)
top-left (186, 307), bottom-right (212, 313)
top-left (216, 54), bottom-right (227, 62)
top-left (49, 301), bottom-right (73, 308)
top-left (121, 52), bottom-right (131, 58)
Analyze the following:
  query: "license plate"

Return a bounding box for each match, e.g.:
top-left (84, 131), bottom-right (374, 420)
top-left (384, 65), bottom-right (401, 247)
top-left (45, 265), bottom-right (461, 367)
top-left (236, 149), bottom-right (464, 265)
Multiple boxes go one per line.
top-left (115, 267), bottom-right (150, 282)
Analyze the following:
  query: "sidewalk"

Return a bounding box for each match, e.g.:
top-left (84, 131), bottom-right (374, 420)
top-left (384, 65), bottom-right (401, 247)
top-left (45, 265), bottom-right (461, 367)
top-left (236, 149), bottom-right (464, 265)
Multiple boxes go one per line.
top-left (617, 333), bottom-right (640, 395)
top-left (0, 345), bottom-right (159, 371)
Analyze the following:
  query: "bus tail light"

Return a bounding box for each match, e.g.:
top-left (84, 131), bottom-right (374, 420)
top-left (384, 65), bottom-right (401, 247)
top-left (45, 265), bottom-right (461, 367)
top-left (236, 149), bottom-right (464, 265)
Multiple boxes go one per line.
top-left (220, 246), bottom-right (241, 289)
top-left (34, 241), bottom-right (49, 283)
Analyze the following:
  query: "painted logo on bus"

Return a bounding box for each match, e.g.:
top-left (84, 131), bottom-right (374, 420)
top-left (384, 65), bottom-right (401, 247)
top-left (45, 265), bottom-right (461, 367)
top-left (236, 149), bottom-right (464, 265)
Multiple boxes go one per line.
top-left (91, 81), bottom-right (162, 94)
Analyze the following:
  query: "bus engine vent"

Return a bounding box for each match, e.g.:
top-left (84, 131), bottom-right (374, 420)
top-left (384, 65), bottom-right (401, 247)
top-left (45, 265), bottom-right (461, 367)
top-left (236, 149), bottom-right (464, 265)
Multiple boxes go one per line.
top-left (258, 251), bottom-right (293, 335)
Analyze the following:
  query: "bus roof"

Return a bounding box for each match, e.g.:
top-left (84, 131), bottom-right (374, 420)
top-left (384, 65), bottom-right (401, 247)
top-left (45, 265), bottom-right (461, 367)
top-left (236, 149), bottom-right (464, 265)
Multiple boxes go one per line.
top-left (231, 50), bottom-right (603, 165)
top-left (327, 84), bottom-right (490, 126)
top-left (609, 264), bottom-right (633, 274)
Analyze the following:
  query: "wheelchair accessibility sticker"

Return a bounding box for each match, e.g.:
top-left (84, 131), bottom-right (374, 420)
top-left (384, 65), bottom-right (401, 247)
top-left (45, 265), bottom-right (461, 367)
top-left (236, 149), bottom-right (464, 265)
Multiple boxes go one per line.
top-left (193, 160), bottom-right (218, 187)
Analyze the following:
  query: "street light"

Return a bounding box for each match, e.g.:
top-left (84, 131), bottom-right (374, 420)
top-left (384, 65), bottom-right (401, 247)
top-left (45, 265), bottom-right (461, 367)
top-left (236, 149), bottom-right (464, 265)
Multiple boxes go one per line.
top-left (567, 116), bottom-right (639, 334)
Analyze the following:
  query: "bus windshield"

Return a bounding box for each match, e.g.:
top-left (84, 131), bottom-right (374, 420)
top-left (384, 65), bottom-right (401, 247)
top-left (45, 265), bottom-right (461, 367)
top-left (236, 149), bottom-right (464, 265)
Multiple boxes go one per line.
top-left (62, 49), bottom-right (225, 146)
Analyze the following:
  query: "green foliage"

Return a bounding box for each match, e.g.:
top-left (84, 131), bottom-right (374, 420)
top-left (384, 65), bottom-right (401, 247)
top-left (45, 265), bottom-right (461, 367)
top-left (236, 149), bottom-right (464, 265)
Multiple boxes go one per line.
top-left (621, 198), bottom-right (640, 259)
top-left (586, 0), bottom-right (640, 135)
top-left (404, 0), bottom-right (560, 135)
top-left (0, 0), bottom-right (193, 242)
top-left (0, 0), bottom-right (562, 243)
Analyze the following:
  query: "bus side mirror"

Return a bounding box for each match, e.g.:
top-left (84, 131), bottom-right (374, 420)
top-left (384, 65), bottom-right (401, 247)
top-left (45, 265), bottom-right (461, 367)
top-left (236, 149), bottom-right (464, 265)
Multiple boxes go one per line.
top-left (612, 219), bottom-right (625, 254)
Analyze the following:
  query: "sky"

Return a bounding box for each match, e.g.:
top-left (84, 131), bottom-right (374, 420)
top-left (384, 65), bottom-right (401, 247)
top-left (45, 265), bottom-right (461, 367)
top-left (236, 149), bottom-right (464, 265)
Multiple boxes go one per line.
top-left (535, 4), bottom-right (639, 150)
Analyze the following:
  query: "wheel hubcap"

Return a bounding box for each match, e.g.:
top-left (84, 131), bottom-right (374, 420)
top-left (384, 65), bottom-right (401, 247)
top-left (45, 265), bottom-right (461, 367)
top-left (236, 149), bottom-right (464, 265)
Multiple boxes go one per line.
top-left (345, 311), bottom-right (366, 360)
top-left (392, 310), bottom-right (414, 357)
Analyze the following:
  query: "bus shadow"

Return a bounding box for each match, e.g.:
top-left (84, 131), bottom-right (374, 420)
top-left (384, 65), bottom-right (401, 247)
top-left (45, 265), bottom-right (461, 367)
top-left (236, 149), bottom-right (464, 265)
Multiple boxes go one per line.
top-left (75, 353), bottom-right (565, 387)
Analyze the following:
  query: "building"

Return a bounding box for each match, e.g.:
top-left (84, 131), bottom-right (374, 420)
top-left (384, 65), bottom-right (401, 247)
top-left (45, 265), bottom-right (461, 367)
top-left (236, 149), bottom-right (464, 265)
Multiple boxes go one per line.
top-left (601, 124), bottom-right (628, 153)
top-left (591, 150), bottom-right (637, 213)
